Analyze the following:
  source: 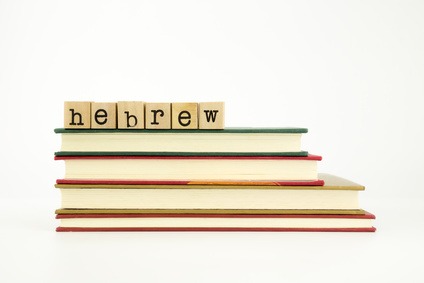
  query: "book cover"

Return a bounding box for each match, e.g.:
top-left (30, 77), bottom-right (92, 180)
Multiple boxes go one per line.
top-left (55, 208), bottom-right (367, 215)
top-left (54, 151), bottom-right (310, 157)
top-left (54, 127), bottom-right (309, 134)
top-left (54, 154), bottom-right (322, 160)
top-left (56, 178), bottom-right (324, 186)
top-left (56, 173), bottom-right (357, 187)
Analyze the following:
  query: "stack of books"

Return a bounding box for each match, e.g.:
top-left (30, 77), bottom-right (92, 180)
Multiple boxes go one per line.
top-left (54, 126), bottom-right (376, 232)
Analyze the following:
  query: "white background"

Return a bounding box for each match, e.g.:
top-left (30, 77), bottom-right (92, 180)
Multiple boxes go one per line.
top-left (1, 0), bottom-right (423, 282)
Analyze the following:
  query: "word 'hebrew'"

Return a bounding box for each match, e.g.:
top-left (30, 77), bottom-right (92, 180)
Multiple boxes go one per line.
top-left (64, 101), bottom-right (225, 130)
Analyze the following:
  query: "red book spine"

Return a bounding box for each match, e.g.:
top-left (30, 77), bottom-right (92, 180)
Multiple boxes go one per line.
top-left (54, 154), bottom-right (323, 161)
top-left (56, 227), bottom-right (376, 232)
top-left (56, 212), bottom-right (376, 219)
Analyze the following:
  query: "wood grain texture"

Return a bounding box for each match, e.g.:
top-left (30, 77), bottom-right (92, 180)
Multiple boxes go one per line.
top-left (117, 101), bottom-right (144, 129)
top-left (171, 102), bottom-right (198, 129)
top-left (145, 103), bottom-right (171, 129)
top-left (199, 102), bottom-right (225, 129)
top-left (91, 102), bottom-right (117, 129)
top-left (64, 101), bottom-right (91, 129)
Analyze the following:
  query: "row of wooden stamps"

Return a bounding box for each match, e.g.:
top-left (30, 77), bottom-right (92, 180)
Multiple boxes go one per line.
top-left (64, 101), bottom-right (225, 130)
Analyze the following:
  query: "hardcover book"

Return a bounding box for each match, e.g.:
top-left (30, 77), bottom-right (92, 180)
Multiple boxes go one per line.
top-left (54, 154), bottom-right (322, 182)
top-left (54, 127), bottom-right (308, 155)
top-left (55, 174), bottom-right (361, 212)
top-left (56, 211), bottom-right (376, 232)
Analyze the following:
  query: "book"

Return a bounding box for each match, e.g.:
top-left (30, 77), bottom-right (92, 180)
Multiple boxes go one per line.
top-left (55, 211), bottom-right (376, 232)
top-left (54, 127), bottom-right (308, 156)
top-left (55, 174), bottom-right (361, 212)
top-left (54, 154), bottom-right (322, 182)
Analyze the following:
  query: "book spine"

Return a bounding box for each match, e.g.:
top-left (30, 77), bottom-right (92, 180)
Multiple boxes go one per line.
top-left (56, 227), bottom-right (376, 232)
top-left (54, 154), bottom-right (322, 161)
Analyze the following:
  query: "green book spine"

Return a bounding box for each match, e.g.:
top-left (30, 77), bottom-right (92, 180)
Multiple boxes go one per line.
top-left (54, 151), bottom-right (309, 157)
top-left (54, 127), bottom-right (308, 134)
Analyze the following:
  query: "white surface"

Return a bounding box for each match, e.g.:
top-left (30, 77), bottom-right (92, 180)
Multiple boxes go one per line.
top-left (1, 197), bottom-right (422, 282)
top-left (1, 1), bottom-right (424, 282)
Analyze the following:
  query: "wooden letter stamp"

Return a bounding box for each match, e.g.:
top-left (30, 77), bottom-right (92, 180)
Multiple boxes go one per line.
top-left (117, 101), bottom-right (145, 129)
top-left (64, 101), bottom-right (91, 129)
top-left (171, 103), bottom-right (198, 129)
top-left (145, 103), bottom-right (171, 129)
top-left (199, 102), bottom-right (225, 129)
top-left (91, 102), bottom-right (117, 129)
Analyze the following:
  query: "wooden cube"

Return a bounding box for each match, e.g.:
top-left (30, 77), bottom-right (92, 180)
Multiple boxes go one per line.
top-left (64, 101), bottom-right (91, 129)
top-left (145, 103), bottom-right (171, 129)
top-left (171, 103), bottom-right (198, 129)
top-left (117, 101), bottom-right (145, 129)
top-left (91, 102), bottom-right (117, 129)
top-left (199, 102), bottom-right (225, 129)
